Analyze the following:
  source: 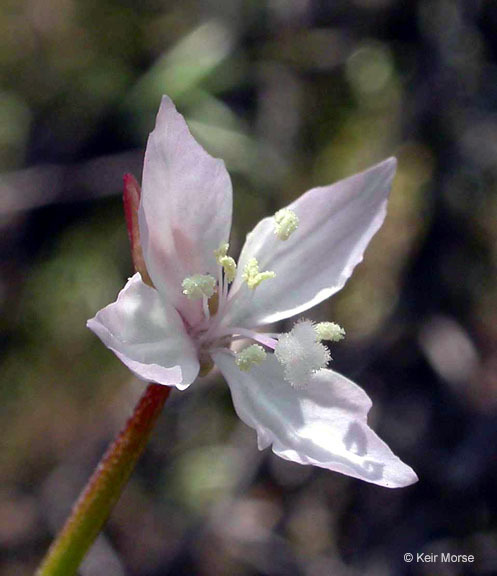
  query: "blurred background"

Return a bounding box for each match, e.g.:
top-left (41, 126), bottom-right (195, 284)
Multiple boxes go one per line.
top-left (2, 0), bottom-right (497, 574)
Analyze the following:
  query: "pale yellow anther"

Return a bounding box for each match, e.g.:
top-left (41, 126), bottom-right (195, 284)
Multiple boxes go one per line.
top-left (242, 258), bottom-right (276, 289)
top-left (214, 243), bottom-right (237, 284)
top-left (315, 322), bottom-right (346, 342)
top-left (219, 255), bottom-right (237, 283)
top-left (274, 208), bottom-right (299, 240)
top-left (182, 274), bottom-right (216, 300)
top-left (235, 344), bottom-right (267, 372)
top-left (214, 242), bottom-right (229, 261)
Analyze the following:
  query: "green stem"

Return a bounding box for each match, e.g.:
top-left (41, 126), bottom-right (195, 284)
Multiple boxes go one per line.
top-left (36, 383), bottom-right (171, 576)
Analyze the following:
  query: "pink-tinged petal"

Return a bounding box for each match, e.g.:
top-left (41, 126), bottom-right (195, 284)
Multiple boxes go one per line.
top-left (139, 95), bottom-right (233, 327)
top-left (87, 273), bottom-right (199, 390)
top-left (224, 158), bottom-right (396, 328)
top-left (213, 350), bottom-right (418, 488)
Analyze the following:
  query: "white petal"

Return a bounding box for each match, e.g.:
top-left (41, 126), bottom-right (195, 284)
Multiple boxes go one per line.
top-left (139, 95), bottom-right (233, 327)
top-left (87, 273), bottom-right (199, 389)
top-left (224, 158), bottom-right (396, 328)
top-left (213, 350), bottom-right (417, 488)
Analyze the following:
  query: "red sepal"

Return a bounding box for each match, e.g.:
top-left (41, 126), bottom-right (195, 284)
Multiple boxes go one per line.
top-left (123, 174), bottom-right (154, 287)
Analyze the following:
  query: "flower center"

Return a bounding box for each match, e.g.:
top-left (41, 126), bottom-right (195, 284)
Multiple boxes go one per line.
top-left (180, 210), bottom-right (344, 384)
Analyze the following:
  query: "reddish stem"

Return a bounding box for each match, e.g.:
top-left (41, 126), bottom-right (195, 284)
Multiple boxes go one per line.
top-left (36, 384), bottom-right (171, 576)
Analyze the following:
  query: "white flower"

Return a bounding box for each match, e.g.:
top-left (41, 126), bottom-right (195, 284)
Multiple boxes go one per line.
top-left (88, 96), bottom-right (418, 488)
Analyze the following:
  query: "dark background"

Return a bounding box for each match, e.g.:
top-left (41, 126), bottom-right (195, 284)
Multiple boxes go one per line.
top-left (2, 1), bottom-right (497, 575)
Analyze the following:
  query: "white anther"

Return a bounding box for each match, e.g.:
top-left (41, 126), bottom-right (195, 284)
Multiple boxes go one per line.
top-left (275, 320), bottom-right (331, 388)
top-left (274, 208), bottom-right (299, 240)
top-left (315, 322), bottom-right (346, 342)
top-left (182, 274), bottom-right (216, 300)
top-left (242, 258), bottom-right (275, 289)
top-left (235, 344), bottom-right (267, 372)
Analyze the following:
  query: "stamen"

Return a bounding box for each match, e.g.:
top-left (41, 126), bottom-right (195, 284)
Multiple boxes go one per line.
top-left (214, 242), bottom-right (237, 284)
top-left (202, 295), bottom-right (210, 320)
top-left (242, 258), bottom-right (275, 289)
top-left (235, 344), bottom-right (267, 372)
top-left (182, 274), bottom-right (216, 300)
top-left (274, 208), bottom-right (299, 240)
top-left (214, 242), bottom-right (229, 260)
top-left (213, 326), bottom-right (278, 350)
top-left (315, 322), bottom-right (346, 342)
top-left (219, 255), bottom-right (237, 283)
top-left (274, 320), bottom-right (331, 388)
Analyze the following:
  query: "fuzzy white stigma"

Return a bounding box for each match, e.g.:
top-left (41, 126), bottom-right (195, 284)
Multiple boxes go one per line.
top-left (275, 320), bottom-right (331, 387)
top-left (315, 322), bottom-right (346, 342)
top-left (182, 274), bottom-right (216, 300)
top-left (235, 344), bottom-right (267, 372)
top-left (274, 208), bottom-right (299, 240)
top-left (242, 258), bottom-right (275, 289)
top-left (214, 243), bottom-right (237, 283)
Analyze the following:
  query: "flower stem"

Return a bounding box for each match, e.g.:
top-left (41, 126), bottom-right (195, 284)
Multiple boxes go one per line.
top-left (35, 383), bottom-right (171, 576)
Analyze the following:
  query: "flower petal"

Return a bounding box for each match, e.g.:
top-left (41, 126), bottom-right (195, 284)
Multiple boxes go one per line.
top-left (139, 95), bottom-right (233, 327)
top-left (224, 158), bottom-right (396, 328)
top-left (87, 273), bottom-right (199, 389)
top-left (212, 350), bottom-right (417, 488)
